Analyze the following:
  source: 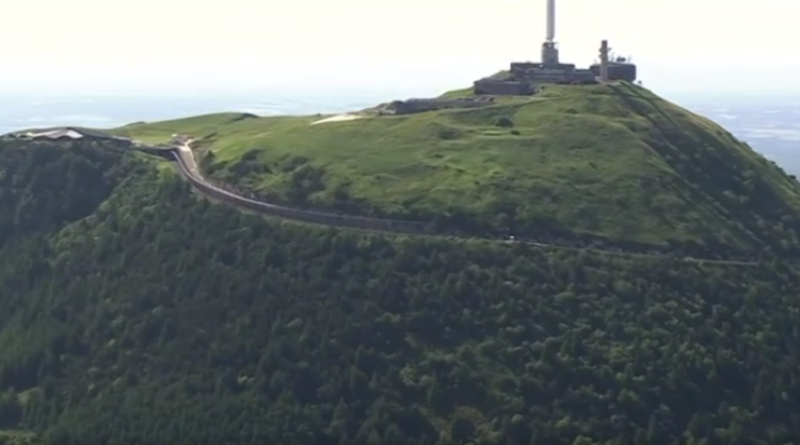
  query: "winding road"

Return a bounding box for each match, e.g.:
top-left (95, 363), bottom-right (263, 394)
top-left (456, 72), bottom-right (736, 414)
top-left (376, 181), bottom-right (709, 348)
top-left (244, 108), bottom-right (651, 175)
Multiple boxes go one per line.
top-left (160, 141), bottom-right (760, 268)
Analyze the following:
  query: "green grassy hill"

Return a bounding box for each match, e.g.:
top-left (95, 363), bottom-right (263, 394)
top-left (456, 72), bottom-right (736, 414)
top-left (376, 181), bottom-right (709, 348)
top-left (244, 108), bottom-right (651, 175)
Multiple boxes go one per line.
top-left (110, 82), bottom-right (800, 257)
top-left (3, 140), bottom-right (800, 445)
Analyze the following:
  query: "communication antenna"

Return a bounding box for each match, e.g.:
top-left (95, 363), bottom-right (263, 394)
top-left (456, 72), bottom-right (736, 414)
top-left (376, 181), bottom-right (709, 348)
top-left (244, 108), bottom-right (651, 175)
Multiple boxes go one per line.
top-left (546, 0), bottom-right (555, 43)
top-left (598, 40), bottom-right (610, 82)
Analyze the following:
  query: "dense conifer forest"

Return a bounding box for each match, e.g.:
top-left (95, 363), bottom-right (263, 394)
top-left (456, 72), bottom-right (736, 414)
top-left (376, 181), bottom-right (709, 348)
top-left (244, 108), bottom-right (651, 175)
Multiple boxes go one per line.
top-left (1, 141), bottom-right (800, 444)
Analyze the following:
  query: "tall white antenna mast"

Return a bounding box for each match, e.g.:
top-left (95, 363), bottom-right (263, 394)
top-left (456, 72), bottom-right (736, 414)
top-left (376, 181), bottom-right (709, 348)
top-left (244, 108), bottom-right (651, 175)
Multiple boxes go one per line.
top-left (546, 0), bottom-right (556, 42)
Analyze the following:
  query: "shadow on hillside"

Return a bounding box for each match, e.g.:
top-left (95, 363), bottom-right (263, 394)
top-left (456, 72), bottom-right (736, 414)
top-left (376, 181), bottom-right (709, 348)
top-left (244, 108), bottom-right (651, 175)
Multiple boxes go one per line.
top-left (610, 83), bottom-right (800, 257)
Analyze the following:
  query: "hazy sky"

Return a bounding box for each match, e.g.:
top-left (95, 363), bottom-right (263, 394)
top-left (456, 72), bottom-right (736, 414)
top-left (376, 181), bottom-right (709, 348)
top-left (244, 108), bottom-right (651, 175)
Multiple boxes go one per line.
top-left (0, 0), bottom-right (796, 96)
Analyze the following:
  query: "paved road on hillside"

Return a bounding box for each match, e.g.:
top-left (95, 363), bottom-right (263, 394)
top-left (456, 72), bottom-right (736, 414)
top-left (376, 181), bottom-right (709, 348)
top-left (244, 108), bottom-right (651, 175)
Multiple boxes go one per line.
top-left (165, 142), bottom-right (759, 268)
top-left (177, 140), bottom-right (200, 175)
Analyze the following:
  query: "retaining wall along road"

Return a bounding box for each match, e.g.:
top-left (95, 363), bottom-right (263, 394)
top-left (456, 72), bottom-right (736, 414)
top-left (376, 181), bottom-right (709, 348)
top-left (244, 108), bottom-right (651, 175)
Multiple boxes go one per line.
top-left (171, 150), bottom-right (433, 235)
top-left (166, 148), bottom-right (760, 266)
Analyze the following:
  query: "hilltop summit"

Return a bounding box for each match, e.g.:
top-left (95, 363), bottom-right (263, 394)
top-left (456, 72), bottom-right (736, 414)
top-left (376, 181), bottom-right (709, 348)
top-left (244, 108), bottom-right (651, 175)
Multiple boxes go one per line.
top-left (111, 82), bottom-right (800, 258)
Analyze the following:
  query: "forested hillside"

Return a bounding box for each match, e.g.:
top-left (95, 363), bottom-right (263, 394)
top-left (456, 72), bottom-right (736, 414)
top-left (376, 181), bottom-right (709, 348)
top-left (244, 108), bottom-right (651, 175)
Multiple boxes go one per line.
top-left (1, 141), bottom-right (800, 445)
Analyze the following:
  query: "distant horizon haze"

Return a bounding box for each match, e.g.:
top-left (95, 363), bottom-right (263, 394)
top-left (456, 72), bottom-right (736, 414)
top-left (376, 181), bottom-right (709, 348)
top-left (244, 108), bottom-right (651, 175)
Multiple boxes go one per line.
top-left (0, 0), bottom-right (797, 97)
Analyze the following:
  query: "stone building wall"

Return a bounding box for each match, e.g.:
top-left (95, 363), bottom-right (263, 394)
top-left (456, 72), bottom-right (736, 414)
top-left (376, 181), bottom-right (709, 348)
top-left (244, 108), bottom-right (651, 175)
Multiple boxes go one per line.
top-left (473, 80), bottom-right (534, 96)
top-left (387, 97), bottom-right (495, 115)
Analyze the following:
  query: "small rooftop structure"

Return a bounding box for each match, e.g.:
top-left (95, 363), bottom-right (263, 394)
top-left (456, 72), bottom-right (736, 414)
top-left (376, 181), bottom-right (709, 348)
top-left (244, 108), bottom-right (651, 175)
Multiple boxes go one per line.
top-left (18, 127), bottom-right (132, 144)
top-left (25, 128), bottom-right (85, 140)
top-left (170, 134), bottom-right (192, 145)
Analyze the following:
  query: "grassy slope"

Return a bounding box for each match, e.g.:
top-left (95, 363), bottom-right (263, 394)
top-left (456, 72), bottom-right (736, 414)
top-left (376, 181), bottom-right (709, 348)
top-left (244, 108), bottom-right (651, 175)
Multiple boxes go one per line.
top-left (109, 83), bottom-right (800, 249)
